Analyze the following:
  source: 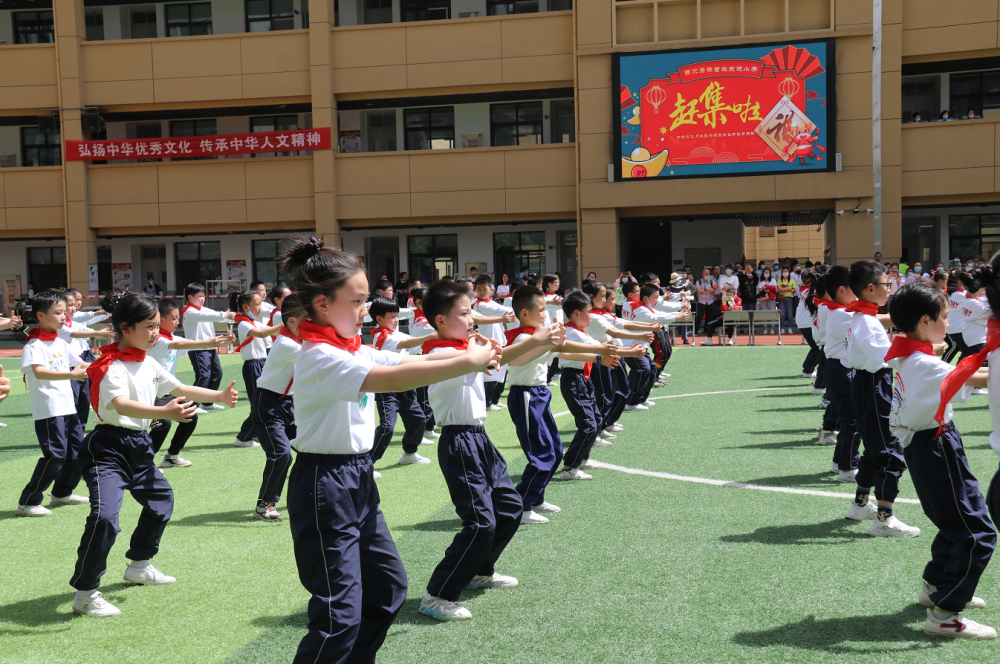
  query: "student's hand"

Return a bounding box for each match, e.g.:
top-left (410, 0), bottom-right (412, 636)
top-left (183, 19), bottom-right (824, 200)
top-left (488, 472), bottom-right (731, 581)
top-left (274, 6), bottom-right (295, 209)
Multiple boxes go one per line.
top-left (600, 354), bottom-right (620, 368)
top-left (598, 341), bottom-right (618, 357)
top-left (96, 328), bottom-right (116, 339)
top-left (501, 311), bottom-right (517, 324)
top-left (0, 366), bottom-right (9, 404)
top-left (652, 322), bottom-right (663, 333)
top-left (162, 397), bottom-right (198, 423)
top-left (220, 381), bottom-right (239, 408)
top-left (215, 332), bottom-right (236, 347)
top-left (532, 323), bottom-right (561, 347)
top-left (641, 332), bottom-right (655, 344)
top-left (225, 310), bottom-right (236, 320)
top-left (487, 337), bottom-right (504, 369)
top-left (70, 364), bottom-right (89, 381)
top-left (555, 323), bottom-right (567, 346)
top-left (932, 342), bottom-right (947, 357)
top-left (465, 334), bottom-right (498, 374)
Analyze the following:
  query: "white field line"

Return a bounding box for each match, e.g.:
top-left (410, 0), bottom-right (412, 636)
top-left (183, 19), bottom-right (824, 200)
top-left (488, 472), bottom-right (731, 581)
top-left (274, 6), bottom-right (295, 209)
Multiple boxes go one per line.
top-left (551, 385), bottom-right (811, 418)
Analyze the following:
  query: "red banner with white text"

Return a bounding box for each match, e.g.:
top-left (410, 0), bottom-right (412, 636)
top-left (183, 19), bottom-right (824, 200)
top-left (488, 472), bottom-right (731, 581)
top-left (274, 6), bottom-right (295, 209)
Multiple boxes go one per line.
top-left (65, 127), bottom-right (332, 161)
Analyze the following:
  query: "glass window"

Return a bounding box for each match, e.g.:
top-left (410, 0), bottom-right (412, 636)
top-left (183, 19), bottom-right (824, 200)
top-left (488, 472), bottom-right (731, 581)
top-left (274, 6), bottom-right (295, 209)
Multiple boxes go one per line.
top-left (494, 231), bottom-right (546, 279)
top-left (247, 0), bottom-right (295, 32)
top-left (27, 246), bottom-right (67, 291)
top-left (949, 71), bottom-right (1000, 118)
top-left (551, 99), bottom-right (575, 143)
top-left (251, 115), bottom-right (299, 157)
top-left (21, 127), bottom-right (61, 167)
top-left (252, 239), bottom-right (296, 286)
top-left (408, 234), bottom-right (458, 282)
top-left (404, 107), bottom-right (455, 150)
top-left (366, 111), bottom-right (397, 152)
top-left (491, 102), bottom-right (543, 146)
top-left (13, 11), bottom-right (54, 44)
top-left (85, 10), bottom-right (105, 41)
top-left (401, 0), bottom-right (451, 22)
top-left (171, 119), bottom-right (216, 160)
top-left (166, 3), bottom-right (213, 37)
top-left (364, 0), bottom-right (393, 24)
top-left (175, 242), bottom-right (222, 292)
top-left (486, 0), bottom-right (538, 15)
top-left (130, 9), bottom-right (158, 39)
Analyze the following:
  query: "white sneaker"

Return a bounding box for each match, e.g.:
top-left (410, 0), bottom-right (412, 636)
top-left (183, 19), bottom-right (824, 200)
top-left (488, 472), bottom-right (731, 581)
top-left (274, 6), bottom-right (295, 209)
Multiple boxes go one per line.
top-left (973, 388), bottom-right (989, 396)
top-left (662, 373), bottom-right (671, 378)
top-left (592, 438), bottom-right (612, 447)
top-left (829, 462), bottom-right (839, 474)
top-left (810, 387), bottom-right (826, 396)
top-left (193, 407), bottom-right (208, 415)
top-left (73, 590), bottom-right (121, 617)
top-left (534, 501), bottom-right (561, 513)
top-left (0, 421), bottom-right (6, 428)
top-left (373, 470), bottom-right (382, 479)
top-left (598, 430), bottom-right (616, 440)
top-left (924, 609), bottom-right (996, 639)
top-left (846, 499), bottom-right (878, 521)
top-left (559, 468), bottom-right (593, 481)
top-left (701, 338), bottom-right (715, 346)
top-left (419, 593), bottom-right (472, 621)
top-left (209, 403), bottom-right (225, 410)
top-left (467, 572), bottom-right (519, 589)
top-left (495, 402), bottom-right (508, 409)
top-left (398, 452), bottom-right (431, 465)
top-left (254, 503), bottom-right (283, 521)
top-left (425, 429), bottom-right (440, 439)
top-left (124, 563), bottom-right (176, 585)
top-left (580, 459), bottom-right (598, 469)
top-left (16, 504), bottom-right (52, 517)
top-left (159, 454), bottom-right (192, 468)
top-left (817, 429), bottom-right (837, 445)
top-left (50, 494), bottom-right (89, 506)
top-left (802, 371), bottom-right (817, 379)
top-left (920, 580), bottom-right (986, 609)
top-left (868, 514), bottom-right (921, 538)
top-left (624, 403), bottom-right (648, 411)
top-left (520, 510), bottom-right (550, 524)
top-left (487, 404), bottom-right (503, 411)
top-left (232, 439), bottom-right (260, 448)
top-left (652, 381), bottom-right (666, 388)
top-left (836, 469), bottom-right (859, 483)
top-left (420, 437), bottom-right (435, 446)
top-left (608, 423), bottom-right (624, 433)
top-left (727, 337), bottom-right (735, 346)
top-left (643, 400), bottom-right (656, 406)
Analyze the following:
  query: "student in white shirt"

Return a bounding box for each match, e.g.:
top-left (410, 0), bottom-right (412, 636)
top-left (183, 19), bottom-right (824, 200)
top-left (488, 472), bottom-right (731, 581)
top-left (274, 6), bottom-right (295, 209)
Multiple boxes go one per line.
top-left (70, 292), bottom-right (238, 618)
top-left (542, 273), bottom-right (564, 383)
top-left (639, 272), bottom-right (677, 384)
top-left (844, 261), bottom-right (920, 538)
top-left (250, 280), bottom-right (274, 322)
top-left (797, 269), bottom-right (821, 378)
top-left (60, 290), bottom-right (115, 427)
top-left (275, 238), bottom-right (499, 648)
top-left (264, 284), bottom-right (291, 341)
top-left (624, 283), bottom-right (690, 407)
top-left (148, 299), bottom-right (234, 469)
top-left (251, 294), bottom-right (305, 521)
top-left (886, 281), bottom-right (996, 640)
top-left (406, 286), bottom-right (438, 436)
top-left (181, 283), bottom-right (236, 409)
top-left (473, 275), bottom-right (516, 409)
top-left (16, 291), bottom-right (92, 518)
top-left (420, 279), bottom-right (560, 618)
top-left (958, 269), bottom-right (993, 367)
top-left (945, 270), bottom-right (969, 363)
top-left (230, 290), bottom-right (283, 447)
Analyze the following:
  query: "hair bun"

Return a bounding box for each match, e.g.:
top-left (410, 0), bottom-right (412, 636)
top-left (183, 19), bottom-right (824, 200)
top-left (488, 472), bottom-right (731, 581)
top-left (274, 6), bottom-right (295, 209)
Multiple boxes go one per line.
top-left (305, 236), bottom-right (324, 258)
top-left (100, 290), bottom-right (128, 313)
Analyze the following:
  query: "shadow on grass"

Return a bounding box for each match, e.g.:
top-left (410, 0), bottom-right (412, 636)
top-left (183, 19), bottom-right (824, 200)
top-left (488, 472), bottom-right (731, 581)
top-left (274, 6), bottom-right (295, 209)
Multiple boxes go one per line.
top-left (761, 406), bottom-right (825, 413)
top-left (751, 375), bottom-right (814, 381)
top-left (0, 444), bottom-right (44, 452)
top-left (171, 509), bottom-right (261, 527)
top-left (392, 518), bottom-right (463, 533)
top-left (0, 582), bottom-right (131, 627)
top-left (747, 428), bottom-right (819, 435)
top-left (743, 471), bottom-right (844, 488)
top-left (727, 438), bottom-right (819, 450)
top-left (754, 390), bottom-right (816, 398)
top-left (731, 605), bottom-right (941, 654)
top-left (721, 518), bottom-right (868, 546)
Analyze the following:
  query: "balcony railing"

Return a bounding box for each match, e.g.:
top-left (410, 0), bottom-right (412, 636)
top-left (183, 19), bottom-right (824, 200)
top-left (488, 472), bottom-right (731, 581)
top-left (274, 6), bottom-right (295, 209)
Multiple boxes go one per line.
top-left (901, 119), bottom-right (1000, 200)
top-left (0, 43), bottom-right (58, 110)
top-left (0, 166), bottom-right (64, 231)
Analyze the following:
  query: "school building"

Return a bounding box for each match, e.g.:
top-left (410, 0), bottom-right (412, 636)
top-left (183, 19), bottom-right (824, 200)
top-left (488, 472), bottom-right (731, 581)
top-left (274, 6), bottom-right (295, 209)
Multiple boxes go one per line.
top-left (0, 0), bottom-right (996, 299)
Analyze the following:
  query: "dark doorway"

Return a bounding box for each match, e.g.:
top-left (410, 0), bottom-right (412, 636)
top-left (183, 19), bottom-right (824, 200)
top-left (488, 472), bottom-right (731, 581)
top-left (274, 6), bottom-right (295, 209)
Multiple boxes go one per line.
top-left (620, 219), bottom-right (673, 280)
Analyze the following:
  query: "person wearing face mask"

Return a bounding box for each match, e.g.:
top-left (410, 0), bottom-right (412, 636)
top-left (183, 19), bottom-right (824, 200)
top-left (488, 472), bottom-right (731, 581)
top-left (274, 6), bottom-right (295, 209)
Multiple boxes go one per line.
top-left (739, 263), bottom-right (759, 313)
top-left (939, 110), bottom-right (952, 121)
top-left (756, 261), bottom-right (766, 278)
top-left (912, 262), bottom-right (925, 282)
top-left (718, 264), bottom-right (739, 298)
top-left (777, 267), bottom-right (797, 335)
top-left (757, 268), bottom-right (777, 334)
top-left (888, 263), bottom-right (904, 296)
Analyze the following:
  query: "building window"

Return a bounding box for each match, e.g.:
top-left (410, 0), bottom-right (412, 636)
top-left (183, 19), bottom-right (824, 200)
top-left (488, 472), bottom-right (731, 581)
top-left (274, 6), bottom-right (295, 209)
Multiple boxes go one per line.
top-left (402, 0), bottom-right (450, 22)
top-left (364, 0), bottom-right (393, 24)
top-left (486, 0), bottom-right (538, 15)
top-left (366, 111), bottom-right (397, 152)
top-left (13, 11), bottom-right (55, 44)
top-left (551, 99), bottom-right (575, 143)
top-left (548, 0), bottom-right (572, 9)
top-left (949, 71), bottom-right (1000, 118)
top-left (130, 9), bottom-right (159, 39)
top-left (166, 3), bottom-right (213, 36)
top-left (170, 119), bottom-right (216, 160)
top-left (949, 214), bottom-right (1000, 262)
top-left (251, 115), bottom-right (299, 157)
top-left (27, 247), bottom-right (67, 291)
top-left (404, 107), bottom-right (454, 150)
top-left (85, 10), bottom-right (105, 41)
top-left (247, 0), bottom-right (295, 32)
top-left (21, 127), bottom-right (61, 167)
top-left (408, 234), bottom-right (458, 282)
top-left (251, 239), bottom-right (296, 286)
top-left (490, 101), bottom-right (543, 146)
top-left (97, 245), bottom-right (113, 292)
top-left (494, 231), bottom-right (546, 279)
top-left (175, 242), bottom-right (222, 292)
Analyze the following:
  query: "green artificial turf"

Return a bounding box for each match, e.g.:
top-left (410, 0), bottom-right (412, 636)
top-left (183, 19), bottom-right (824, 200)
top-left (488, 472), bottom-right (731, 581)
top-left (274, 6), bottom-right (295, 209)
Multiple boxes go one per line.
top-left (2, 347), bottom-right (1000, 663)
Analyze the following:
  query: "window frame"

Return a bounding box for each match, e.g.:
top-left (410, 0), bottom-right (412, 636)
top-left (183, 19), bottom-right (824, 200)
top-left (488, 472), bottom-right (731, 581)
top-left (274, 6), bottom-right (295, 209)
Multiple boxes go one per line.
top-left (401, 0), bottom-right (451, 22)
top-left (165, 2), bottom-right (214, 37)
top-left (407, 234), bottom-right (459, 282)
top-left (403, 106), bottom-right (455, 151)
top-left (20, 126), bottom-right (62, 167)
top-left (250, 115), bottom-right (300, 157)
top-left (27, 246), bottom-right (68, 291)
top-left (486, 0), bottom-right (539, 16)
top-left (174, 241), bottom-right (222, 293)
top-left (246, 0), bottom-right (295, 32)
top-left (12, 10), bottom-right (55, 44)
top-left (251, 238), bottom-right (296, 286)
top-left (489, 101), bottom-right (543, 147)
top-left (493, 231), bottom-right (547, 279)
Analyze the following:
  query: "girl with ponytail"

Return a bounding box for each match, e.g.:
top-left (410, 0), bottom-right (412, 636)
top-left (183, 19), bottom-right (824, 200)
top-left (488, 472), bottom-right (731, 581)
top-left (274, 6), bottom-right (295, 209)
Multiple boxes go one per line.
top-left (958, 265), bottom-right (993, 367)
top-left (229, 289), bottom-right (282, 448)
top-left (944, 269), bottom-right (968, 363)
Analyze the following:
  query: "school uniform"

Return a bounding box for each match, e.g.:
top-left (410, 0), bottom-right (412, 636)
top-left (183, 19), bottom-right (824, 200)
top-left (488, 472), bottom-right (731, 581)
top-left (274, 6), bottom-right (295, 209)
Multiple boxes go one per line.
top-left (473, 297), bottom-right (512, 405)
top-left (253, 328), bottom-right (300, 505)
top-left (561, 324), bottom-right (601, 469)
top-left (58, 320), bottom-right (98, 425)
top-left (147, 333), bottom-right (197, 456)
top-left (797, 287), bottom-right (820, 375)
top-left (424, 338), bottom-right (522, 601)
top-left (986, 345), bottom-right (1000, 521)
top-left (813, 301), bottom-right (836, 424)
top-left (287, 322), bottom-right (407, 664)
top-left (19, 331), bottom-right (87, 506)
top-left (505, 327), bottom-right (563, 510)
top-left (588, 308), bottom-right (628, 431)
top-left (70, 346), bottom-right (182, 591)
top-left (235, 314), bottom-right (269, 442)
top-left (257, 302), bottom-right (276, 349)
top-left (626, 302), bottom-right (681, 404)
top-left (267, 308), bottom-right (283, 342)
top-left (651, 298), bottom-right (678, 375)
top-left (959, 293), bottom-right (991, 361)
top-left (846, 302), bottom-right (907, 503)
top-left (888, 338), bottom-right (996, 611)
top-left (824, 304), bottom-right (861, 472)
top-left (408, 309), bottom-right (436, 431)
top-left (181, 304), bottom-right (228, 400)
top-left (369, 327), bottom-right (426, 462)
top-left (944, 290), bottom-right (968, 363)
top-left (544, 294), bottom-right (563, 382)
top-left (619, 298), bottom-right (651, 406)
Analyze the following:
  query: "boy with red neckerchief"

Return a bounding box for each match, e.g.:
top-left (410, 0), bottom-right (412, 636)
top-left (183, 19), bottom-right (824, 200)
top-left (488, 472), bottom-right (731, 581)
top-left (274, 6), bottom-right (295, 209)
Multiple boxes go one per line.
top-left (181, 282), bottom-right (235, 410)
top-left (624, 284), bottom-right (690, 409)
top-left (473, 274), bottom-right (515, 410)
top-left (886, 280), bottom-right (996, 640)
top-left (407, 286), bottom-right (439, 438)
top-left (845, 260), bottom-right (920, 538)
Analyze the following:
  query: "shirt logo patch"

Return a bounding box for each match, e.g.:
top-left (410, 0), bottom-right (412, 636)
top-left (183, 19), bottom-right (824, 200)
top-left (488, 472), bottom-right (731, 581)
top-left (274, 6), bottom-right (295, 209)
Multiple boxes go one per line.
top-left (359, 393), bottom-right (369, 410)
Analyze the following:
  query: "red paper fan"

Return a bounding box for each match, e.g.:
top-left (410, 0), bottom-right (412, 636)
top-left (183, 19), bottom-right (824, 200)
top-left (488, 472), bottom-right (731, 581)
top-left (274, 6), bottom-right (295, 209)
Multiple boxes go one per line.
top-left (621, 84), bottom-right (636, 110)
top-left (760, 46), bottom-right (825, 80)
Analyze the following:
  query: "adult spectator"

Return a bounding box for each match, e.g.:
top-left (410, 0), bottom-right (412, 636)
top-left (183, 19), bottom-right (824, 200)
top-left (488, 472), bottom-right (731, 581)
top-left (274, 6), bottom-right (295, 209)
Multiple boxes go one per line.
top-left (668, 273), bottom-right (691, 344)
top-left (718, 264), bottom-right (739, 299)
top-left (911, 261), bottom-right (926, 281)
top-left (496, 273), bottom-right (512, 299)
top-left (939, 110), bottom-right (953, 121)
top-left (757, 266), bottom-right (777, 334)
top-left (963, 108), bottom-right (980, 120)
top-left (756, 261), bottom-right (767, 278)
top-left (519, 266), bottom-right (530, 279)
top-left (776, 266), bottom-right (796, 334)
top-left (143, 276), bottom-right (163, 297)
top-left (874, 251), bottom-right (882, 264)
top-left (695, 268), bottom-right (717, 337)
top-left (888, 263), bottom-right (904, 296)
top-left (911, 112), bottom-right (923, 123)
top-left (738, 263), bottom-right (759, 312)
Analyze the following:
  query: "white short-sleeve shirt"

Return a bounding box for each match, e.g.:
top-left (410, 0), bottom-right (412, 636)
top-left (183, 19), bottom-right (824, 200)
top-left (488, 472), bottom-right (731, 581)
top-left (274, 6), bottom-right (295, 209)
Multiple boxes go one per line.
top-left (237, 319), bottom-right (269, 360)
top-left (21, 338), bottom-right (83, 420)
top-left (407, 314), bottom-right (434, 355)
top-left (182, 305), bottom-right (229, 342)
top-left (814, 303), bottom-right (830, 347)
top-left (562, 325), bottom-right (599, 370)
top-left (257, 333), bottom-right (301, 395)
top-left (846, 313), bottom-right (891, 374)
top-left (147, 335), bottom-right (187, 376)
top-left (291, 342), bottom-right (400, 454)
top-left (960, 294), bottom-right (991, 346)
top-left (889, 351), bottom-right (971, 447)
top-left (427, 347), bottom-right (487, 426)
top-left (795, 288), bottom-right (814, 329)
top-left (373, 328), bottom-right (413, 355)
top-left (505, 332), bottom-right (551, 387)
top-left (587, 312), bottom-right (617, 345)
top-left (96, 357), bottom-right (182, 430)
top-left (948, 290), bottom-right (969, 337)
top-left (988, 348), bottom-right (1000, 460)
top-left (824, 308), bottom-right (853, 364)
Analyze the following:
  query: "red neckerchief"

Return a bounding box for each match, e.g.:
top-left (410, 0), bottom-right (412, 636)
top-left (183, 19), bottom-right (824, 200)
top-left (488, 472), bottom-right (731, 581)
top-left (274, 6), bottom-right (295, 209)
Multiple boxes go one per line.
top-left (87, 343), bottom-right (147, 421)
top-left (883, 336), bottom-right (934, 362)
top-left (475, 298), bottom-right (492, 308)
top-left (234, 314), bottom-right (257, 353)
top-left (591, 307), bottom-right (613, 315)
top-left (936, 319), bottom-right (1000, 434)
top-left (27, 328), bottom-right (58, 342)
top-left (63, 321), bottom-right (72, 329)
top-left (965, 292), bottom-right (981, 301)
top-left (268, 309), bottom-right (279, 341)
top-left (371, 327), bottom-right (393, 351)
top-left (422, 338), bottom-right (469, 354)
top-left (296, 319), bottom-right (361, 354)
top-left (814, 297), bottom-right (847, 311)
top-left (504, 326), bottom-right (536, 347)
top-left (846, 300), bottom-right (880, 316)
top-left (412, 308), bottom-right (428, 326)
top-left (279, 326), bottom-right (300, 345)
top-left (566, 322), bottom-right (593, 380)
top-left (158, 331), bottom-right (174, 341)
top-left (181, 304), bottom-right (200, 321)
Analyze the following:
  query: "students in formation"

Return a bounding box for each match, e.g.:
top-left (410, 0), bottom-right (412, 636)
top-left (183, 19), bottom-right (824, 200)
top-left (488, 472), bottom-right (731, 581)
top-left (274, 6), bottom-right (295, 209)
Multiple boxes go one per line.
top-left (230, 289), bottom-right (283, 447)
top-left (181, 282), bottom-right (236, 411)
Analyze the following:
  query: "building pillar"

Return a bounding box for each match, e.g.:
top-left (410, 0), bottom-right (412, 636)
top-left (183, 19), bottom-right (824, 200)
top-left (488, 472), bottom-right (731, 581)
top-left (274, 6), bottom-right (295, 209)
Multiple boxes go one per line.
top-left (580, 208), bottom-right (619, 281)
top-left (309, 0), bottom-right (340, 248)
top-left (881, 0), bottom-right (903, 262)
top-left (54, 0), bottom-right (97, 295)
